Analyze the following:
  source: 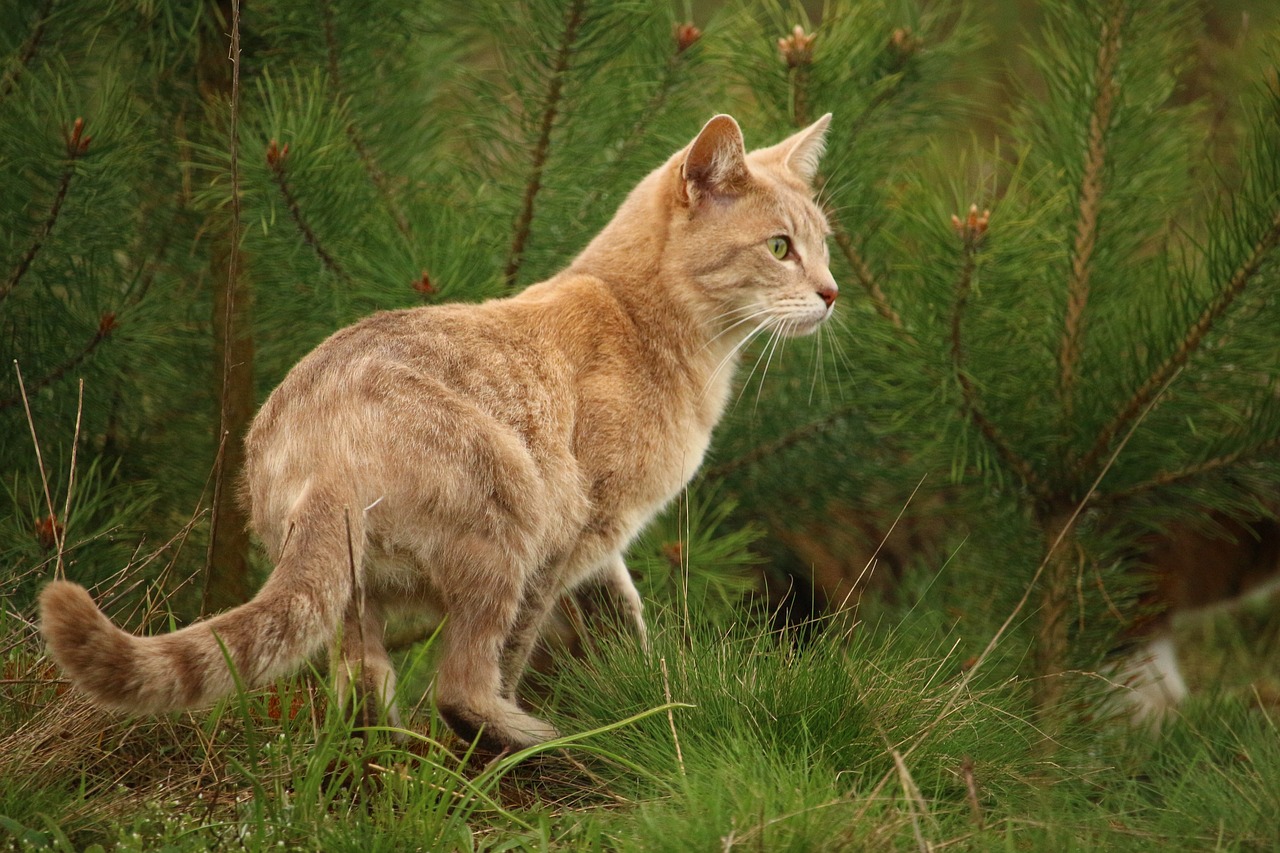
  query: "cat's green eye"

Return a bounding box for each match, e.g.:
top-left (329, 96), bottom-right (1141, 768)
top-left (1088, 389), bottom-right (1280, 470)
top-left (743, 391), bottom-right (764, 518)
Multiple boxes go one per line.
top-left (767, 236), bottom-right (791, 260)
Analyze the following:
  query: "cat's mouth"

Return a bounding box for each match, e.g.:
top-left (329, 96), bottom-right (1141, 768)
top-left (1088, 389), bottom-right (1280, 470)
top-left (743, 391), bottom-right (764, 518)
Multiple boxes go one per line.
top-left (775, 307), bottom-right (831, 337)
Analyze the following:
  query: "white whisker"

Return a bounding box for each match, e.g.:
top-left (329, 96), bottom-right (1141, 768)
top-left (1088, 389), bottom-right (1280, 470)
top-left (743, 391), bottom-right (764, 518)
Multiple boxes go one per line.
top-left (701, 305), bottom-right (775, 354)
top-left (753, 323), bottom-right (788, 413)
top-left (808, 320), bottom-right (825, 405)
top-left (820, 310), bottom-right (856, 397)
top-left (702, 314), bottom-right (776, 401)
top-left (730, 318), bottom-right (782, 411)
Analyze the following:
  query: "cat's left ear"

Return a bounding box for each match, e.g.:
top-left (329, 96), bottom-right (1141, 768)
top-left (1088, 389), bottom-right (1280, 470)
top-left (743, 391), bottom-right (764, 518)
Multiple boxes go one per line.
top-left (681, 114), bottom-right (751, 204)
top-left (756, 113), bottom-right (832, 185)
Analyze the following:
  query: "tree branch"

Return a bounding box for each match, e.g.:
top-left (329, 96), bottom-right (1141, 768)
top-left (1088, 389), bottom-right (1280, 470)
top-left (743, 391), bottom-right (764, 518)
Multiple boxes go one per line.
top-left (783, 26), bottom-right (913, 341)
top-left (0, 0), bottom-right (55, 104)
top-left (568, 24), bottom-right (700, 229)
top-left (319, 0), bottom-right (411, 239)
top-left (502, 0), bottom-right (587, 290)
top-left (1076, 204), bottom-right (1280, 478)
top-left (831, 225), bottom-right (910, 336)
top-left (1093, 433), bottom-right (1280, 508)
top-left (1058, 2), bottom-right (1123, 420)
top-left (948, 207), bottom-right (1050, 502)
top-left (266, 138), bottom-right (352, 286)
top-left (701, 403), bottom-right (857, 482)
top-left (0, 314), bottom-right (115, 411)
top-left (1, 117), bottom-right (90, 308)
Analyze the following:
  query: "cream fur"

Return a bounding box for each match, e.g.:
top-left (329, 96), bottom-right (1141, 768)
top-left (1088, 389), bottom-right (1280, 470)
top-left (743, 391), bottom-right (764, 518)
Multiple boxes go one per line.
top-left (40, 113), bottom-right (838, 751)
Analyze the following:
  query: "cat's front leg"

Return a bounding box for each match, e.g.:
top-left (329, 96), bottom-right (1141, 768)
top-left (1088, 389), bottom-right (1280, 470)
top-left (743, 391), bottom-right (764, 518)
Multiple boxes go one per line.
top-left (601, 553), bottom-right (649, 654)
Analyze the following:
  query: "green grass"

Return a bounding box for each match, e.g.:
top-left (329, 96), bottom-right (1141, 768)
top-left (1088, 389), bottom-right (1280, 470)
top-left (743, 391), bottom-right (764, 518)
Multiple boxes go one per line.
top-left (2, 591), bottom-right (1279, 851)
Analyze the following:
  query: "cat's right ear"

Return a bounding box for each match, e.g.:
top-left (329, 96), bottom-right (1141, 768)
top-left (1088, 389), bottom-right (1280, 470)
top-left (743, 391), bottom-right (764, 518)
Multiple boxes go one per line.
top-left (680, 115), bottom-right (750, 205)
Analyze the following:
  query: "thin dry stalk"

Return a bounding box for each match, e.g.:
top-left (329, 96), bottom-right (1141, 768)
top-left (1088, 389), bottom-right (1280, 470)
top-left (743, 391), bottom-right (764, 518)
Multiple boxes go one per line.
top-left (205, 0), bottom-right (255, 612)
top-left (959, 756), bottom-right (984, 831)
top-left (58, 378), bottom-right (85, 579)
top-left (851, 368), bottom-right (1178, 813)
top-left (345, 507), bottom-right (369, 729)
top-left (889, 743), bottom-right (934, 853)
top-left (13, 361), bottom-right (68, 575)
top-left (659, 656), bottom-right (685, 778)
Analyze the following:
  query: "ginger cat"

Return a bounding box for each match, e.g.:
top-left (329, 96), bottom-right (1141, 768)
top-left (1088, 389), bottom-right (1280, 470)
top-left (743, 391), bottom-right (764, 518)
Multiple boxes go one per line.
top-left (40, 113), bottom-right (838, 751)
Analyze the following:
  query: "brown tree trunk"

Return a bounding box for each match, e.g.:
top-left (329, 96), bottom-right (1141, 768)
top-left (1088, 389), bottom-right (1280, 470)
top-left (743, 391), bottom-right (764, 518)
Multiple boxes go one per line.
top-left (1032, 509), bottom-right (1077, 734)
top-left (199, 0), bottom-right (254, 613)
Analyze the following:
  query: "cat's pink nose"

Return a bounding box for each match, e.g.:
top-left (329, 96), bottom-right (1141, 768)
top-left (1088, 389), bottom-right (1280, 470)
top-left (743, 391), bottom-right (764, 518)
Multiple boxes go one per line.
top-left (817, 283), bottom-right (838, 308)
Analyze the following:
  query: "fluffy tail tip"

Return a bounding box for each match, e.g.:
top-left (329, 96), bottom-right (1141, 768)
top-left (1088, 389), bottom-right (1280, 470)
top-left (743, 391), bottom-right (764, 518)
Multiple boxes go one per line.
top-left (40, 579), bottom-right (102, 643)
top-left (39, 580), bottom-right (134, 708)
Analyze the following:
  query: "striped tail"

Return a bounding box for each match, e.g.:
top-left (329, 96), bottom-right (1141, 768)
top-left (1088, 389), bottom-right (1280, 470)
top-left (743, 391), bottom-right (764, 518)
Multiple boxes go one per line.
top-left (39, 490), bottom-right (357, 714)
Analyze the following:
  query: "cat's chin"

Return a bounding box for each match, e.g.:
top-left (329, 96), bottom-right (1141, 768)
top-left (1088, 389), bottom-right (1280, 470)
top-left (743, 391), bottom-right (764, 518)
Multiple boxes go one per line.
top-left (778, 313), bottom-right (830, 337)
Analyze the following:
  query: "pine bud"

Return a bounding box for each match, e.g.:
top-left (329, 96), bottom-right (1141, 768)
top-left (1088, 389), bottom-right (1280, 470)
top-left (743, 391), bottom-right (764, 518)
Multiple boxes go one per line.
top-left (266, 139), bottom-right (290, 169)
top-left (34, 514), bottom-right (62, 550)
top-left (65, 117), bottom-right (91, 157)
top-left (674, 23), bottom-right (701, 54)
top-left (951, 204), bottom-right (990, 247)
top-left (777, 25), bottom-right (816, 68)
top-left (413, 270), bottom-right (435, 296)
top-left (888, 27), bottom-right (919, 64)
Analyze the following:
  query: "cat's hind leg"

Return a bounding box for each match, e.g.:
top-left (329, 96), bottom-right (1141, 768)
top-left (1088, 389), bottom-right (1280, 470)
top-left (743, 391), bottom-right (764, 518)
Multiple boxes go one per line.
top-left (333, 599), bottom-right (402, 732)
top-left (433, 542), bottom-right (558, 752)
top-left (498, 575), bottom-right (562, 703)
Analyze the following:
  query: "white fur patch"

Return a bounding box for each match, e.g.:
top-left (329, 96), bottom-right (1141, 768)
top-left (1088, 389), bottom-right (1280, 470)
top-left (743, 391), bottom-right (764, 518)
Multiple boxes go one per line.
top-left (1107, 635), bottom-right (1189, 725)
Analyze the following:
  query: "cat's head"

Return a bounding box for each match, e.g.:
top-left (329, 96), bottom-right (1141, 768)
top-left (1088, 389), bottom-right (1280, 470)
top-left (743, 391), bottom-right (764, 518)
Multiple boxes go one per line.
top-left (669, 113), bottom-right (837, 341)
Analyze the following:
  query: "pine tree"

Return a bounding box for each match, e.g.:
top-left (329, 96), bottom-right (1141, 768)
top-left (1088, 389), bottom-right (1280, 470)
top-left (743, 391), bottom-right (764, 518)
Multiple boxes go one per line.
top-left (705, 0), bottom-right (1280, 724)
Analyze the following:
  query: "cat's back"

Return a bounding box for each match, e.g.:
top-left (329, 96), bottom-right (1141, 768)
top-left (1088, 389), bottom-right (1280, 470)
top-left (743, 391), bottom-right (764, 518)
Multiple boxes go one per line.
top-left (245, 297), bottom-right (589, 489)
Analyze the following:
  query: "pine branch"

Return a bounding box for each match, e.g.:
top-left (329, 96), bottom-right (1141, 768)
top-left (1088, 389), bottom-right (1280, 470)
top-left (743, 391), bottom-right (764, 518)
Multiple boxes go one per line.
top-left (948, 206), bottom-right (1049, 502)
top-left (319, 0), bottom-right (411, 239)
top-left (502, 0), bottom-right (588, 290)
top-left (265, 138), bottom-right (352, 285)
top-left (1058, 2), bottom-right (1124, 420)
top-left (1075, 204), bottom-right (1280, 478)
top-left (626, 23), bottom-right (700, 147)
top-left (0, 314), bottom-right (115, 411)
top-left (570, 23), bottom-right (700, 226)
top-left (0, 0), bottom-right (55, 104)
top-left (1, 117), bottom-right (90, 308)
top-left (784, 26), bottom-right (911, 339)
top-left (832, 226), bottom-right (909, 335)
top-left (778, 25), bottom-right (816, 127)
top-left (702, 403), bottom-right (856, 481)
top-left (1094, 434), bottom-right (1280, 507)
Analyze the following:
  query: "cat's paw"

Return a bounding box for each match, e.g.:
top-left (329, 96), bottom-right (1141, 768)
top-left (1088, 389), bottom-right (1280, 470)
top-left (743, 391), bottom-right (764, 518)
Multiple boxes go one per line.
top-left (438, 700), bottom-right (558, 753)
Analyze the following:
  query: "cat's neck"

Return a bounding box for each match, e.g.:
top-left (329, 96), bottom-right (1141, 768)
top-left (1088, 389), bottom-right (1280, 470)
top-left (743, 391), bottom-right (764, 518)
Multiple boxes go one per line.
top-left (565, 158), bottom-right (738, 365)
